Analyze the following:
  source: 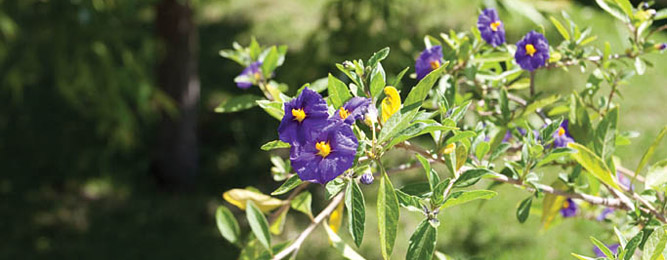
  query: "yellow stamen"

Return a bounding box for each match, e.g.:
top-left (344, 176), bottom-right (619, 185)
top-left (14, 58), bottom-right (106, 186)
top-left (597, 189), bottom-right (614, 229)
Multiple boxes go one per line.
top-left (490, 21), bottom-right (501, 32)
top-left (558, 127), bottom-right (565, 137)
top-left (429, 60), bottom-right (441, 70)
top-left (381, 86), bottom-right (401, 123)
top-left (525, 44), bottom-right (536, 57)
top-left (315, 141), bottom-right (331, 158)
top-left (292, 108), bottom-right (306, 123)
top-left (339, 107), bottom-right (350, 119)
top-left (563, 200), bottom-right (570, 209)
top-left (254, 72), bottom-right (262, 81)
top-left (441, 143), bottom-right (456, 155)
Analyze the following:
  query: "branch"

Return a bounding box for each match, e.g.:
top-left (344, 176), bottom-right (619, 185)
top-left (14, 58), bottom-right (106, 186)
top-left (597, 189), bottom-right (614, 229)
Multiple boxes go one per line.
top-left (272, 192), bottom-right (345, 260)
top-left (269, 182), bottom-right (309, 224)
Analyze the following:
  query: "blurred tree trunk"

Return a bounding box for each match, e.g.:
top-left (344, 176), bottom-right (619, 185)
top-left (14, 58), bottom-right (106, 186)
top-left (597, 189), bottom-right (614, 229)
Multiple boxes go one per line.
top-left (153, 0), bottom-right (199, 190)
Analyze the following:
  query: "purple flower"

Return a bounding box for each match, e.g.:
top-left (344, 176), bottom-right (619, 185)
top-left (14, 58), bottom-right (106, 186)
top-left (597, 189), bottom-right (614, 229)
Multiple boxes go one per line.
top-left (553, 119), bottom-right (574, 148)
top-left (596, 207), bottom-right (615, 221)
top-left (477, 8), bottom-right (506, 47)
top-left (560, 198), bottom-right (578, 217)
top-left (235, 61), bottom-right (263, 89)
top-left (501, 130), bottom-right (512, 142)
top-left (278, 87), bottom-right (330, 146)
top-left (360, 173), bottom-right (374, 185)
top-left (515, 31), bottom-right (550, 71)
top-left (657, 43), bottom-right (666, 51)
top-left (333, 97), bottom-right (372, 125)
top-left (593, 243), bottom-right (620, 257)
top-left (415, 46), bottom-right (444, 80)
top-left (290, 119), bottom-right (358, 184)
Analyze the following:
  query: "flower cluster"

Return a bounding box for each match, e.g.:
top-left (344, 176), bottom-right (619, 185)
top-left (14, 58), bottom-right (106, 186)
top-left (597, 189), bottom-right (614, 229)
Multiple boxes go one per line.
top-left (278, 88), bottom-right (372, 184)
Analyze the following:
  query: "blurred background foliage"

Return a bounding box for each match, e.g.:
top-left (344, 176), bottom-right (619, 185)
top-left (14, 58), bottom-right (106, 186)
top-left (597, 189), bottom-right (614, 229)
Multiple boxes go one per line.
top-left (0, 0), bottom-right (665, 259)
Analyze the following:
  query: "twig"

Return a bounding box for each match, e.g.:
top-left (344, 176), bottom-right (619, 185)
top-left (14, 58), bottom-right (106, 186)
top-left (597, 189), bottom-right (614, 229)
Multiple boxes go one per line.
top-left (529, 71), bottom-right (536, 97)
top-left (269, 182), bottom-right (309, 224)
top-left (272, 192), bottom-right (345, 260)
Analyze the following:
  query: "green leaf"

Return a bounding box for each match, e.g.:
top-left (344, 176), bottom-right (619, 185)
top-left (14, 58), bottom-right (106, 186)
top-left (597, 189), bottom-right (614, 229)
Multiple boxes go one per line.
top-left (326, 178), bottom-right (347, 200)
top-left (636, 126), bottom-right (667, 175)
top-left (568, 142), bottom-right (621, 190)
top-left (475, 142), bottom-right (490, 161)
top-left (499, 88), bottom-right (510, 123)
top-left (395, 190), bottom-right (424, 212)
top-left (594, 107), bottom-right (618, 170)
top-left (613, 0), bottom-right (633, 18)
top-left (323, 221), bottom-right (367, 260)
top-left (536, 147), bottom-right (575, 167)
top-left (216, 205), bottom-right (241, 245)
top-left (646, 159), bottom-right (667, 190)
top-left (416, 153), bottom-right (441, 191)
top-left (404, 65), bottom-right (446, 109)
top-left (549, 16), bottom-right (570, 41)
top-left (386, 120), bottom-right (458, 149)
top-left (215, 94), bottom-right (263, 113)
top-left (590, 236), bottom-right (614, 259)
top-left (290, 191), bottom-right (313, 218)
top-left (596, 0), bottom-right (629, 22)
top-left (245, 201), bottom-right (272, 252)
top-left (405, 219), bottom-right (437, 260)
top-left (269, 207), bottom-right (288, 235)
top-left (368, 47), bottom-right (390, 69)
top-left (642, 226), bottom-right (667, 260)
top-left (378, 109), bottom-right (419, 145)
top-left (571, 253), bottom-right (597, 260)
top-left (523, 95), bottom-right (560, 117)
top-left (453, 168), bottom-right (496, 188)
top-left (271, 175), bottom-right (302, 195)
top-left (441, 190), bottom-right (497, 209)
top-left (261, 46), bottom-right (279, 78)
top-left (516, 196), bottom-right (532, 223)
top-left (256, 100), bottom-right (284, 120)
top-left (261, 140), bottom-right (290, 151)
top-left (655, 8), bottom-right (667, 20)
top-left (378, 171), bottom-right (400, 260)
top-left (541, 180), bottom-right (567, 229)
top-left (345, 181), bottom-right (366, 247)
top-left (623, 231), bottom-right (643, 260)
top-left (328, 73), bottom-right (352, 109)
top-left (370, 63), bottom-right (387, 99)
top-left (635, 57), bottom-right (646, 75)
top-left (392, 67), bottom-right (410, 88)
top-left (431, 179), bottom-right (451, 206)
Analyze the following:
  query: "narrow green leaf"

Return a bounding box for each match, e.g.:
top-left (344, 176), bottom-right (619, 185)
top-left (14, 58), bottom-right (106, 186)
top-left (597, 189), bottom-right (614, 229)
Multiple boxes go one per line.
top-left (596, 0), bottom-right (629, 22)
top-left (378, 109), bottom-right (419, 145)
top-left (516, 196), bottom-right (532, 223)
top-left (431, 179), bottom-right (451, 206)
top-left (269, 207), bottom-right (288, 235)
top-left (378, 171), bottom-right (400, 260)
top-left (405, 219), bottom-right (438, 260)
top-left (261, 46), bottom-right (279, 78)
top-left (568, 143), bottom-right (621, 190)
top-left (416, 154), bottom-right (440, 191)
top-left (549, 16), bottom-right (570, 41)
top-left (613, 0), bottom-right (633, 18)
top-left (395, 189), bottom-right (424, 212)
top-left (441, 190), bottom-right (497, 209)
top-left (326, 178), bottom-right (347, 200)
top-left (404, 65), bottom-right (446, 109)
top-left (499, 88), bottom-right (510, 123)
top-left (256, 100), bottom-right (284, 120)
top-left (328, 73), bottom-right (353, 109)
top-left (271, 175), bottom-right (302, 195)
top-left (370, 64), bottom-right (387, 99)
top-left (635, 126), bottom-right (667, 175)
top-left (368, 47), bottom-right (390, 69)
top-left (655, 8), bottom-right (667, 20)
top-left (646, 159), bottom-right (667, 190)
top-left (623, 231), bottom-right (643, 260)
top-left (345, 181), bottom-right (366, 247)
top-left (245, 201), bottom-right (272, 252)
top-left (216, 205), bottom-right (241, 245)
top-left (642, 226), bottom-right (667, 260)
top-left (215, 94), bottom-right (263, 113)
top-left (261, 140), bottom-right (290, 151)
top-left (475, 142), bottom-right (490, 161)
top-left (392, 67), bottom-right (410, 88)
top-left (386, 120), bottom-right (458, 149)
top-left (590, 236), bottom-right (614, 259)
top-left (594, 107), bottom-right (618, 171)
top-left (571, 253), bottom-right (597, 260)
top-left (453, 168), bottom-right (496, 188)
top-left (290, 191), bottom-right (313, 218)
top-left (323, 221), bottom-right (367, 260)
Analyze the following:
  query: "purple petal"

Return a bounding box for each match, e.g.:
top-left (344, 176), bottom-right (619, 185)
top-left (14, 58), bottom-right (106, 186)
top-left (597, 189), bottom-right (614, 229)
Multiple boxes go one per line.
top-left (415, 46), bottom-right (443, 80)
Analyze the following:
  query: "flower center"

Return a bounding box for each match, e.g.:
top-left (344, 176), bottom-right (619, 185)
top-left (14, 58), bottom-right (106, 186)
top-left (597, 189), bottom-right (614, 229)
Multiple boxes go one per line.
top-left (315, 141), bottom-right (331, 158)
top-left (557, 127), bottom-right (566, 137)
top-left (429, 60), bottom-right (441, 70)
top-left (291, 108), bottom-right (306, 123)
top-left (525, 44), bottom-right (536, 57)
top-left (339, 107), bottom-right (350, 119)
top-left (490, 21), bottom-right (501, 32)
top-left (563, 200), bottom-right (570, 209)
top-left (253, 72), bottom-right (262, 81)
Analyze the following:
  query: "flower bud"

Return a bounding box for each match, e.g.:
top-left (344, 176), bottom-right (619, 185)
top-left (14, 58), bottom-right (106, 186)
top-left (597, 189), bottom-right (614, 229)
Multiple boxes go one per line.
top-left (360, 173), bottom-right (374, 185)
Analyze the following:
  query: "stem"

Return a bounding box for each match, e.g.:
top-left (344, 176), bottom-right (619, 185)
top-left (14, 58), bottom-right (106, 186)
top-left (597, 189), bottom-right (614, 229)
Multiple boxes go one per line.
top-left (606, 80), bottom-right (618, 113)
top-left (272, 192), bottom-right (345, 260)
top-left (529, 70), bottom-right (536, 97)
top-left (269, 182), bottom-right (309, 224)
